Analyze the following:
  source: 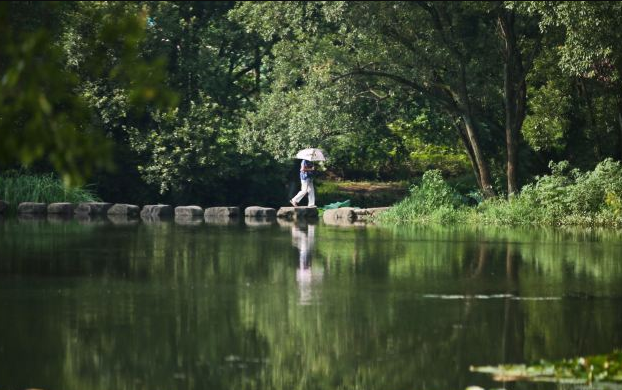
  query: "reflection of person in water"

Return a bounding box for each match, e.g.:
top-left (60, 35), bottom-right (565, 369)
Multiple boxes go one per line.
top-left (291, 224), bottom-right (322, 304)
top-left (292, 224), bottom-right (315, 270)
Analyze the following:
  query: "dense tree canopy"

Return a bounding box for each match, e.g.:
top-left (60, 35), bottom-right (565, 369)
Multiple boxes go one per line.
top-left (2, 1), bottom-right (621, 205)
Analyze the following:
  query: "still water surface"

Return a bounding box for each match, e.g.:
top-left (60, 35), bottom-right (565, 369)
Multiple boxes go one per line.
top-left (0, 216), bottom-right (621, 390)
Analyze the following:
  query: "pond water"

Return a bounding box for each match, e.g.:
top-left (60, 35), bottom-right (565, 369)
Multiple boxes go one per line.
top-left (0, 216), bottom-right (621, 390)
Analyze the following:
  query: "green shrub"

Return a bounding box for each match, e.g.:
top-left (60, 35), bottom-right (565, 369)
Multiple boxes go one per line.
top-left (380, 159), bottom-right (622, 227)
top-left (605, 191), bottom-right (622, 217)
top-left (380, 170), bottom-right (466, 223)
top-left (408, 170), bottom-right (463, 212)
top-left (518, 159), bottom-right (622, 224)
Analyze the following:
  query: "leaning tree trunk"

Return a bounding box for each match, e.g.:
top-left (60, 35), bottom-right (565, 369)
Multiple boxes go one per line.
top-left (454, 121), bottom-right (482, 190)
top-left (454, 63), bottom-right (496, 199)
top-left (461, 114), bottom-right (496, 198)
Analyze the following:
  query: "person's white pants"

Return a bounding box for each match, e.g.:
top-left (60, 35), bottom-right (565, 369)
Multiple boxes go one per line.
top-left (292, 179), bottom-right (315, 206)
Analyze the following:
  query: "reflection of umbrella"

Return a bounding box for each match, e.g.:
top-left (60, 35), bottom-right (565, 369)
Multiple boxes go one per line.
top-left (295, 148), bottom-right (326, 161)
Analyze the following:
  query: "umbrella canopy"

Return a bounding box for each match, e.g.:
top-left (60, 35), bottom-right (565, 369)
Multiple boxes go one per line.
top-left (295, 148), bottom-right (326, 161)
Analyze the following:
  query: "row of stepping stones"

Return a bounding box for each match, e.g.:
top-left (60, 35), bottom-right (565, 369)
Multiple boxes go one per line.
top-left (1, 202), bottom-right (319, 221)
top-left (2, 202), bottom-right (389, 224)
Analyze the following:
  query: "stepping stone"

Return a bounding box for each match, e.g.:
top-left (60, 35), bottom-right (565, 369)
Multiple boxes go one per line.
top-left (277, 206), bottom-right (318, 220)
top-left (75, 214), bottom-right (108, 224)
top-left (204, 207), bottom-right (240, 217)
top-left (75, 202), bottom-right (113, 216)
top-left (108, 214), bottom-right (139, 225)
top-left (48, 202), bottom-right (76, 215)
top-left (277, 218), bottom-right (312, 229)
top-left (244, 216), bottom-right (276, 227)
top-left (47, 214), bottom-right (73, 223)
top-left (0, 200), bottom-right (8, 214)
top-left (18, 202), bottom-right (47, 214)
top-left (140, 215), bottom-right (167, 223)
top-left (18, 214), bottom-right (46, 222)
top-left (175, 215), bottom-right (204, 226)
top-left (244, 206), bottom-right (276, 219)
top-left (175, 206), bottom-right (203, 217)
top-left (204, 215), bottom-right (240, 226)
top-left (108, 204), bottom-right (140, 217)
top-left (140, 205), bottom-right (173, 218)
top-left (322, 207), bottom-right (357, 223)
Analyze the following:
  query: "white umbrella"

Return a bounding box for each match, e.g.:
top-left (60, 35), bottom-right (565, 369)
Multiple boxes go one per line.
top-left (295, 148), bottom-right (326, 161)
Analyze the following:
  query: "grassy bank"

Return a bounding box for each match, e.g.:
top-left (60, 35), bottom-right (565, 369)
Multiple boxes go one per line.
top-left (0, 172), bottom-right (100, 212)
top-left (379, 159), bottom-right (622, 227)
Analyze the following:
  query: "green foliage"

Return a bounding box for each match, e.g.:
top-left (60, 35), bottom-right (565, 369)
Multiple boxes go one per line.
top-left (128, 95), bottom-right (236, 195)
top-left (380, 170), bottom-right (467, 223)
top-left (100, 1), bottom-right (285, 204)
top-left (605, 191), bottom-right (622, 218)
top-left (382, 159), bottom-right (622, 227)
top-left (0, 2), bottom-right (175, 186)
top-left (524, 159), bottom-right (622, 215)
top-left (240, 85), bottom-right (353, 161)
top-left (522, 81), bottom-right (571, 151)
top-left (387, 115), bottom-right (471, 176)
top-left (521, 1), bottom-right (622, 80)
top-left (0, 172), bottom-right (100, 212)
top-left (477, 159), bottom-right (622, 226)
top-left (232, 1), bottom-right (493, 183)
top-left (5, 1), bottom-right (622, 207)
top-left (409, 170), bottom-right (464, 212)
top-left (0, 2), bottom-right (113, 186)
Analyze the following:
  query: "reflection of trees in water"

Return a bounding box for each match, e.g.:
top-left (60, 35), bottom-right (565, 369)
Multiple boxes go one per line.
top-left (0, 222), bottom-right (621, 389)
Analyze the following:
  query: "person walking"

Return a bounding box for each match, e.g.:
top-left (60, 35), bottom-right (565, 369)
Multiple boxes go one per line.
top-left (290, 159), bottom-right (315, 207)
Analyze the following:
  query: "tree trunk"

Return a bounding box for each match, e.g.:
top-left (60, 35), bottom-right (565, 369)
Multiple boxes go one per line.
top-left (504, 72), bottom-right (521, 197)
top-left (499, 9), bottom-right (526, 197)
top-left (254, 46), bottom-right (261, 91)
top-left (454, 121), bottom-right (482, 190)
top-left (617, 96), bottom-right (622, 160)
top-left (578, 79), bottom-right (604, 161)
top-left (462, 113), bottom-right (496, 198)
top-left (612, 63), bottom-right (622, 160)
top-left (454, 61), bottom-right (496, 198)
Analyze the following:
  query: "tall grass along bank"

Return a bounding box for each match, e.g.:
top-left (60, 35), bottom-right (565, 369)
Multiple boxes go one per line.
top-left (0, 172), bottom-right (100, 212)
top-left (380, 159), bottom-right (622, 227)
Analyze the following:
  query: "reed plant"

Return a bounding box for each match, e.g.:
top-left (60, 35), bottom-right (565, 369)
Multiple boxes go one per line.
top-left (0, 172), bottom-right (100, 212)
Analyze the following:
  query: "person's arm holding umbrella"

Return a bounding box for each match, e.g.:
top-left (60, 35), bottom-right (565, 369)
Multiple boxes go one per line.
top-left (302, 160), bottom-right (315, 174)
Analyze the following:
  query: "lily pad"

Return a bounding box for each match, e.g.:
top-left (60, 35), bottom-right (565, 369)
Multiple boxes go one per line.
top-left (471, 351), bottom-right (622, 386)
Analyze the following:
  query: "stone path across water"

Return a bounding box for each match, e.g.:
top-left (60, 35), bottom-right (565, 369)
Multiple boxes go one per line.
top-left (2, 200), bottom-right (389, 226)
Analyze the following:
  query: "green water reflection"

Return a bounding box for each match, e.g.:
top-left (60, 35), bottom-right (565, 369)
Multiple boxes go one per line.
top-left (0, 217), bottom-right (621, 390)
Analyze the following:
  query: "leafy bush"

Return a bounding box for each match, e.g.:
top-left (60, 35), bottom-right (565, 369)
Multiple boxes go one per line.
top-left (380, 159), bottom-right (622, 227)
top-left (380, 170), bottom-right (466, 223)
top-left (407, 170), bottom-right (463, 212)
top-left (518, 159), bottom-right (622, 221)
